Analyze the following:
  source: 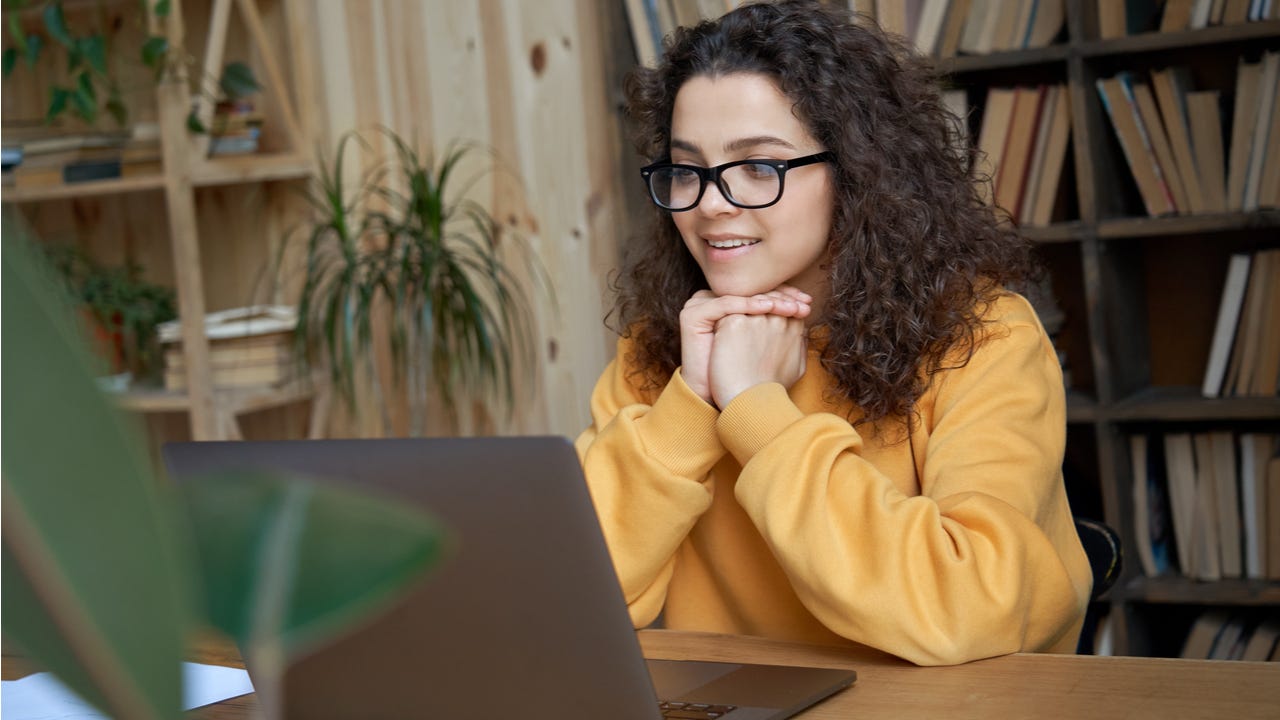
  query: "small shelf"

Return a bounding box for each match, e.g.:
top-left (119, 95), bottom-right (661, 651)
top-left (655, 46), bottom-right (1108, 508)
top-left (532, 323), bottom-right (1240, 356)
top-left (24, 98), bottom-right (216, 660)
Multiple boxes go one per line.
top-left (1023, 220), bottom-right (1085, 244)
top-left (1108, 386), bottom-right (1280, 422)
top-left (111, 376), bottom-right (317, 415)
top-left (193, 152), bottom-right (314, 188)
top-left (938, 44), bottom-right (1070, 75)
top-left (1066, 390), bottom-right (1099, 423)
top-left (1098, 210), bottom-right (1280, 240)
top-left (1078, 20), bottom-right (1280, 59)
top-left (1120, 576), bottom-right (1280, 605)
top-left (2, 175), bottom-right (167, 203)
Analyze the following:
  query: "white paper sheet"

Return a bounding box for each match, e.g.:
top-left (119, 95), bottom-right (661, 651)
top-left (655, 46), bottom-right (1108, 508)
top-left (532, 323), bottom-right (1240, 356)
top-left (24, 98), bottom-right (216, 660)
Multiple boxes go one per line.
top-left (1, 662), bottom-right (255, 719)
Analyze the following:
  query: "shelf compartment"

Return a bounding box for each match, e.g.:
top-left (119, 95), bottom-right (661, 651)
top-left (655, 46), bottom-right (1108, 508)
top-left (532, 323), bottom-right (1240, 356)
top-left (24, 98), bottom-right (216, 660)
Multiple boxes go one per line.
top-left (2, 175), bottom-right (167, 203)
top-left (192, 152), bottom-right (314, 188)
top-left (1108, 386), bottom-right (1280, 421)
top-left (1121, 575), bottom-right (1280, 605)
top-left (112, 375), bottom-right (317, 415)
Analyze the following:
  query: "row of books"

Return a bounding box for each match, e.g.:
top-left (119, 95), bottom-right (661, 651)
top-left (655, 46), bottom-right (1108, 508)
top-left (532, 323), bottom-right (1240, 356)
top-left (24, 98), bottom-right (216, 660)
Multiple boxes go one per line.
top-left (1203, 249), bottom-right (1280, 399)
top-left (867, 0), bottom-right (1065, 58)
top-left (0, 124), bottom-right (163, 189)
top-left (1097, 53), bottom-right (1280, 218)
top-left (1180, 611), bottom-right (1280, 661)
top-left (623, 0), bottom-right (1066, 67)
top-left (1100, 0), bottom-right (1280, 39)
top-left (969, 83), bottom-right (1073, 226)
top-left (159, 306), bottom-right (298, 391)
top-left (1130, 432), bottom-right (1280, 582)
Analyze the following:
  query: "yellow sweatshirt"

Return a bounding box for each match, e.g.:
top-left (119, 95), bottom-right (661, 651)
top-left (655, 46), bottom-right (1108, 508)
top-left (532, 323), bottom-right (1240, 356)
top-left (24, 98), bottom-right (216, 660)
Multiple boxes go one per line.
top-left (575, 293), bottom-right (1092, 666)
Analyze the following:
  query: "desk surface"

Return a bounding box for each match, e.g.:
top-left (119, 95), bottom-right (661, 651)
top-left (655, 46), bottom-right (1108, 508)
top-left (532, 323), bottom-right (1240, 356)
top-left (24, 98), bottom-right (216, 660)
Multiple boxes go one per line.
top-left (7, 630), bottom-right (1280, 719)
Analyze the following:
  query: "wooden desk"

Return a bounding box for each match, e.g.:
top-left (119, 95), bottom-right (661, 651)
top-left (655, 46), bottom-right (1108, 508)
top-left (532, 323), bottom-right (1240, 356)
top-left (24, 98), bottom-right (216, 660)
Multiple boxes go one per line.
top-left (8, 631), bottom-right (1280, 719)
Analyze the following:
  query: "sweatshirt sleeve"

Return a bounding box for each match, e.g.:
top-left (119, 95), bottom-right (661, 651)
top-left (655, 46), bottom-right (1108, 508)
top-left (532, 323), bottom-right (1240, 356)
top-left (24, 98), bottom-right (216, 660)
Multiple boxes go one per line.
top-left (720, 308), bottom-right (1091, 666)
top-left (574, 337), bottom-right (727, 628)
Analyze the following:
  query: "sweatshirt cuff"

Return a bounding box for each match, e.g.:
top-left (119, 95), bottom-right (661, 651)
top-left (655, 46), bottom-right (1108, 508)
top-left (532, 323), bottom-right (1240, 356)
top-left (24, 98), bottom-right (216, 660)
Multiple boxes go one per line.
top-left (635, 367), bottom-right (724, 477)
top-left (716, 382), bottom-right (805, 465)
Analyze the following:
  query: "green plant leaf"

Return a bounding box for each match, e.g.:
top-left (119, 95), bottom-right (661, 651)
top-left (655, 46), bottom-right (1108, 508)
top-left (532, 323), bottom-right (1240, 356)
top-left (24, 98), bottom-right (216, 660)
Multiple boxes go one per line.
top-left (141, 35), bottom-right (167, 69)
top-left (6, 8), bottom-right (25, 49)
top-left (179, 470), bottom-right (445, 658)
top-left (106, 87), bottom-right (128, 126)
top-left (42, 1), bottom-right (72, 47)
top-left (24, 32), bottom-right (41, 67)
top-left (186, 109), bottom-right (206, 133)
top-left (1, 223), bottom-right (192, 720)
top-left (71, 76), bottom-right (96, 123)
top-left (80, 35), bottom-right (106, 75)
top-left (219, 61), bottom-right (260, 100)
top-left (45, 86), bottom-right (69, 123)
top-left (2, 47), bottom-right (14, 76)
top-left (153, 0), bottom-right (171, 17)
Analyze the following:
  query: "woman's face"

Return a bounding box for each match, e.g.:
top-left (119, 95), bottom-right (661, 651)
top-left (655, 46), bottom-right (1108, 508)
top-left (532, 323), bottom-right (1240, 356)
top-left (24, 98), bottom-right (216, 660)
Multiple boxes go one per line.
top-left (668, 72), bottom-right (834, 307)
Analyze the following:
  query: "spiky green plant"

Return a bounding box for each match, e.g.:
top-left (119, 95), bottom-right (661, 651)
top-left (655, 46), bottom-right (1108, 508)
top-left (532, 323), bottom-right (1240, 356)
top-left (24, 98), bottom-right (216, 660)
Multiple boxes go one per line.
top-left (294, 129), bottom-right (544, 435)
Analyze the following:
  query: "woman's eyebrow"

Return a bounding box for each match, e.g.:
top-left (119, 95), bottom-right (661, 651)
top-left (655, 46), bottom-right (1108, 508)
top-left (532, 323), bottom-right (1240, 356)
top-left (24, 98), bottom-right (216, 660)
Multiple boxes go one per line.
top-left (724, 136), bottom-right (797, 152)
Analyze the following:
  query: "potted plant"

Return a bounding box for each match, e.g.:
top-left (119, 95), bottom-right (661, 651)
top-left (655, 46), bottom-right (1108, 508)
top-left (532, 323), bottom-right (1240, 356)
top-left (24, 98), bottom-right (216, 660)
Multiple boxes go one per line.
top-left (42, 244), bottom-right (177, 385)
top-left (293, 129), bottom-right (546, 436)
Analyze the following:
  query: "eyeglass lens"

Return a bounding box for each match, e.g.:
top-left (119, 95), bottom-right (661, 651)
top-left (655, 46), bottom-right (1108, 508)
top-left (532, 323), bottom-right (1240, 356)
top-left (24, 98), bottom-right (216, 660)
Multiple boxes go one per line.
top-left (649, 162), bottom-right (781, 210)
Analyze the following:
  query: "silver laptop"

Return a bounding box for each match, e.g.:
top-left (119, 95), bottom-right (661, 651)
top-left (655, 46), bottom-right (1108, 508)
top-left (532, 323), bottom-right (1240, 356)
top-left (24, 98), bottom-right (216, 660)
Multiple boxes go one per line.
top-left (163, 437), bottom-right (856, 719)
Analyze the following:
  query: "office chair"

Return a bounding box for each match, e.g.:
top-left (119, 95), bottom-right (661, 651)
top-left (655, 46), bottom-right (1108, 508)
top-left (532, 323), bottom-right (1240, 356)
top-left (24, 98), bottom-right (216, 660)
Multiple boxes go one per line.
top-left (1074, 518), bottom-right (1122, 600)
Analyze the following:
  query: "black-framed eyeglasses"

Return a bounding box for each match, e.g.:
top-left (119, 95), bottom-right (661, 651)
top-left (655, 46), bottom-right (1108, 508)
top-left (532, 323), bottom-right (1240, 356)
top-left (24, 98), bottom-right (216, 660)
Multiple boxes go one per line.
top-left (640, 151), bottom-right (833, 212)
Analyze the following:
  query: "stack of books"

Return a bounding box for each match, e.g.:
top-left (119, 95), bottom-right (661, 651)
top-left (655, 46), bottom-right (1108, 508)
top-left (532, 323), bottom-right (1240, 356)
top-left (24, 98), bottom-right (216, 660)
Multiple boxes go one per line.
top-left (158, 305), bottom-right (297, 391)
top-left (208, 100), bottom-right (263, 156)
top-left (1100, 0), bottom-right (1280, 39)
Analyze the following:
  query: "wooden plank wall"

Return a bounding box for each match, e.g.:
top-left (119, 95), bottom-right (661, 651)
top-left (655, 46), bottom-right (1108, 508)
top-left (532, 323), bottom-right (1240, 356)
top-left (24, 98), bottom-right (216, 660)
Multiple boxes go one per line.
top-left (304, 0), bottom-right (630, 438)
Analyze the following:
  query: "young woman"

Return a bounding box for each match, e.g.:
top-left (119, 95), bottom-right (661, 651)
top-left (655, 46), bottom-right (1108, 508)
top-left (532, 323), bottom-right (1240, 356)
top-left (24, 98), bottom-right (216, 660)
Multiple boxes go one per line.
top-left (575, 0), bottom-right (1091, 666)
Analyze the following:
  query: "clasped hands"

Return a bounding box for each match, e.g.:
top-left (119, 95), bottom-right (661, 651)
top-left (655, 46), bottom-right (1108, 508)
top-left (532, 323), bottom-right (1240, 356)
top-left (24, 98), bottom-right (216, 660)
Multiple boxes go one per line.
top-left (679, 285), bottom-right (812, 409)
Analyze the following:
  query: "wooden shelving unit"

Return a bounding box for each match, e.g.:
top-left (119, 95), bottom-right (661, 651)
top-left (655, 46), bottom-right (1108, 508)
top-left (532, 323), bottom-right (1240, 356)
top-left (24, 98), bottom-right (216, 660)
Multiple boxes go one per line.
top-left (942, 2), bottom-right (1279, 656)
top-left (3, 0), bottom-right (319, 441)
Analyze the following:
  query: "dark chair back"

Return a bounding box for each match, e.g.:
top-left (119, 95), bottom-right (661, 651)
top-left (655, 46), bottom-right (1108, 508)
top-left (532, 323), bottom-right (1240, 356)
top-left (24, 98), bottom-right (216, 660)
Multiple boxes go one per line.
top-left (1074, 518), bottom-right (1122, 600)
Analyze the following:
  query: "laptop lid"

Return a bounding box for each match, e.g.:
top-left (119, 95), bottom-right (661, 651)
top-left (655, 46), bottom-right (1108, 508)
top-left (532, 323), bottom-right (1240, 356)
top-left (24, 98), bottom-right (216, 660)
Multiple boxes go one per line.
top-left (163, 437), bottom-right (855, 720)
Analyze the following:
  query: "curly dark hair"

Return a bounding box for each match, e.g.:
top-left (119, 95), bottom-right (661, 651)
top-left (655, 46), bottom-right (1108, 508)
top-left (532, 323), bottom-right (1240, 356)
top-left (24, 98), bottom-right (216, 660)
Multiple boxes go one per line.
top-left (612, 0), bottom-right (1036, 426)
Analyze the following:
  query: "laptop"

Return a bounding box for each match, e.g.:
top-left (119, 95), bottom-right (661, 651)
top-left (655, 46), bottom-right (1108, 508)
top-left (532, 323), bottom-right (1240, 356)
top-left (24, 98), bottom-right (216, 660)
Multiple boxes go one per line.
top-left (163, 437), bottom-right (856, 720)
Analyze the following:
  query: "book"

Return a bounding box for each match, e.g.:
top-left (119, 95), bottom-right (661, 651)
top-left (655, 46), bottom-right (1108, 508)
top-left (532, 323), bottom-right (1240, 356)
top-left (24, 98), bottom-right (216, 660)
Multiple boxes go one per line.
top-left (937, 0), bottom-right (973, 58)
top-left (1226, 249), bottom-right (1273, 396)
top-left (1243, 51), bottom-right (1280, 210)
top-left (1027, 83), bottom-right (1072, 226)
top-left (1164, 432), bottom-right (1199, 576)
top-left (913, 0), bottom-right (950, 55)
top-left (1247, 249), bottom-right (1280, 396)
top-left (1241, 620), bottom-right (1280, 661)
top-left (624, 0), bottom-right (659, 66)
top-left (1240, 433), bottom-right (1274, 579)
top-left (1271, 448), bottom-right (1280, 579)
top-left (975, 86), bottom-right (1017, 204)
top-left (1202, 253), bottom-right (1252, 397)
top-left (1019, 84), bottom-right (1059, 223)
top-left (994, 85), bottom-right (1046, 221)
top-left (1025, 0), bottom-right (1065, 48)
top-left (1132, 433), bottom-right (1176, 576)
top-left (1160, 0), bottom-right (1196, 30)
top-left (1180, 610), bottom-right (1232, 658)
top-left (1151, 67), bottom-right (1206, 214)
top-left (1099, 0), bottom-right (1127, 38)
top-left (1133, 82), bottom-right (1191, 213)
top-left (1185, 90), bottom-right (1228, 213)
top-left (1208, 431), bottom-right (1242, 578)
top-left (1096, 74), bottom-right (1177, 217)
top-left (1191, 432), bottom-right (1223, 581)
top-left (1227, 59), bottom-right (1262, 211)
top-left (1256, 86), bottom-right (1280, 209)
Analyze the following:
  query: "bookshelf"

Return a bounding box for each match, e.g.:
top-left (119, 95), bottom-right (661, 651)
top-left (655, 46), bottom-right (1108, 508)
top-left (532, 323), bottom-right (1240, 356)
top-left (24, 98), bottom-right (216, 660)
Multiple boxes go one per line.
top-left (2, 0), bottom-right (319, 442)
top-left (621, 0), bottom-right (1280, 657)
